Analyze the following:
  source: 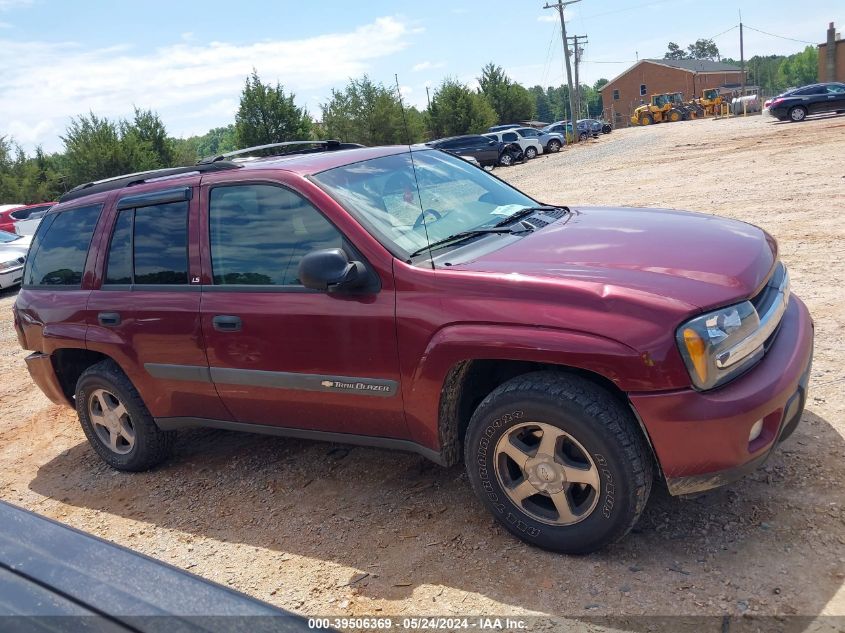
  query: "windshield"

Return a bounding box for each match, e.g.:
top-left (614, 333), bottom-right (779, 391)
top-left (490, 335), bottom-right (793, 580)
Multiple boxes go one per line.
top-left (312, 149), bottom-right (537, 258)
top-left (0, 229), bottom-right (22, 243)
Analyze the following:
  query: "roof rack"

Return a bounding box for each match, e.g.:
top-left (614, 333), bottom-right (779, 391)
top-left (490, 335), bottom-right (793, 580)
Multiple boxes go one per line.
top-left (197, 139), bottom-right (365, 165)
top-left (59, 161), bottom-right (241, 203)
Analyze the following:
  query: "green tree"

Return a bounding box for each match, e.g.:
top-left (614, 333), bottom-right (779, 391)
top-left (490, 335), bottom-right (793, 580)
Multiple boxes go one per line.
top-left (61, 113), bottom-right (133, 185)
top-left (427, 78), bottom-right (497, 137)
top-left (321, 75), bottom-right (424, 145)
top-left (477, 63), bottom-right (535, 124)
top-left (235, 70), bottom-right (312, 148)
top-left (123, 107), bottom-right (174, 167)
top-left (776, 46), bottom-right (818, 89)
top-left (0, 136), bottom-right (64, 203)
top-left (529, 86), bottom-right (554, 122)
top-left (687, 38), bottom-right (720, 60)
top-left (664, 42), bottom-right (688, 60)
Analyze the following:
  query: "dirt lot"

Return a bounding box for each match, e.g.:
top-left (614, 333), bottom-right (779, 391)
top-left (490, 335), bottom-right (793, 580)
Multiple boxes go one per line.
top-left (1, 114), bottom-right (844, 630)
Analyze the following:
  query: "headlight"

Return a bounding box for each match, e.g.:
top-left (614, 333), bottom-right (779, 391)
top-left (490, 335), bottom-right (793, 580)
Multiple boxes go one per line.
top-left (676, 301), bottom-right (762, 390)
top-left (0, 259), bottom-right (23, 273)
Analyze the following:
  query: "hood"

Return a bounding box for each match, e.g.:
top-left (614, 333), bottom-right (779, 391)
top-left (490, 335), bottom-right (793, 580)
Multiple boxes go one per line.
top-left (0, 235), bottom-right (32, 259)
top-left (452, 207), bottom-right (777, 310)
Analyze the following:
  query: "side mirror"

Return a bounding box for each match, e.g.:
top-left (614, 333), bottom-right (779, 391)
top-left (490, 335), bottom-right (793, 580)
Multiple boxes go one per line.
top-left (298, 248), bottom-right (368, 293)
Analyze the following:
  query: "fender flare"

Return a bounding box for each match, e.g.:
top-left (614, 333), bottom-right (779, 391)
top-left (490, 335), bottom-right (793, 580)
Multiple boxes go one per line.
top-left (402, 323), bottom-right (653, 456)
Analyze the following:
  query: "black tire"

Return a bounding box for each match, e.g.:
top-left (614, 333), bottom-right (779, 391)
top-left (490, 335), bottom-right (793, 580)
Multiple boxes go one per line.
top-left (578, 131), bottom-right (589, 142)
top-left (788, 106), bottom-right (807, 122)
top-left (76, 359), bottom-right (175, 471)
top-left (463, 371), bottom-right (653, 554)
top-left (524, 146), bottom-right (538, 159)
top-left (547, 139), bottom-right (561, 153)
top-left (602, 124), bottom-right (612, 134)
top-left (499, 153), bottom-right (514, 167)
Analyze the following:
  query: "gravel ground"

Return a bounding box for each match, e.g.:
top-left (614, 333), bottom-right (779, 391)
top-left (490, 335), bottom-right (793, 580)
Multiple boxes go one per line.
top-left (1, 113), bottom-right (844, 632)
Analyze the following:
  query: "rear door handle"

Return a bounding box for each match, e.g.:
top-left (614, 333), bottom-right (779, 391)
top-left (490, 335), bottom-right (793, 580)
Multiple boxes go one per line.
top-left (212, 315), bottom-right (242, 332)
top-left (97, 312), bottom-right (121, 327)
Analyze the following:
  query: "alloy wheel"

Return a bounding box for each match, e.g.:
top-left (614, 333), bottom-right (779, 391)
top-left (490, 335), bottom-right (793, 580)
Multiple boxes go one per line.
top-left (494, 421), bottom-right (600, 526)
top-left (88, 388), bottom-right (136, 455)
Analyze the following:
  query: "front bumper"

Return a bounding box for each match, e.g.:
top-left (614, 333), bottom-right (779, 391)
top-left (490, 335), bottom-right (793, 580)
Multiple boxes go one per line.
top-left (630, 296), bottom-right (814, 496)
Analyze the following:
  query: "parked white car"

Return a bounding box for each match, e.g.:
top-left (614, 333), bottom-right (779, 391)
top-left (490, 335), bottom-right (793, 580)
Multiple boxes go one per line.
top-left (513, 126), bottom-right (565, 153)
top-left (14, 210), bottom-right (48, 236)
top-left (485, 129), bottom-right (544, 159)
top-left (0, 229), bottom-right (31, 289)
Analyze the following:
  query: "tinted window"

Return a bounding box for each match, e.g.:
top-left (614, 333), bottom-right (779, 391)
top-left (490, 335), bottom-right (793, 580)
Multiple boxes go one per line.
top-left (794, 86), bottom-right (824, 95)
top-left (24, 205), bottom-right (100, 287)
top-left (502, 132), bottom-right (518, 142)
top-left (518, 129), bottom-right (539, 137)
top-left (209, 184), bottom-right (343, 286)
top-left (826, 84), bottom-right (845, 94)
top-left (613, 89), bottom-right (620, 100)
top-left (104, 210), bottom-right (133, 284)
top-left (133, 202), bottom-right (189, 284)
top-left (640, 84), bottom-right (647, 96)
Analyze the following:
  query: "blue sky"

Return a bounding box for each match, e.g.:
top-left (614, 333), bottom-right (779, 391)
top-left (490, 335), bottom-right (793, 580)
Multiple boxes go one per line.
top-left (0, 0), bottom-right (840, 152)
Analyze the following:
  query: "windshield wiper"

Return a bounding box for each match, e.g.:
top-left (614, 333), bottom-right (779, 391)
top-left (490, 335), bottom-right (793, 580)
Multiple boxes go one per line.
top-left (410, 226), bottom-right (528, 258)
top-left (493, 205), bottom-right (564, 227)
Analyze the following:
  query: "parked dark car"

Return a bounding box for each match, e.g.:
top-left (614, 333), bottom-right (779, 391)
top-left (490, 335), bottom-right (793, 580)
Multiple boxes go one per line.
top-left (15, 140), bottom-right (812, 554)
top-left (497, 141), bottom-right (525, 166)
top-left (767, 82), bottom-right (845, 122)
top-left (0, 501), bottom-right (310, 631)
top-left (426, 135), bottom-right (501, 167)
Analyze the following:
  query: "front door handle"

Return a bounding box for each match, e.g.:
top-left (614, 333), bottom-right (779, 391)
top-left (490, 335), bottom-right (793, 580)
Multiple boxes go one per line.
top-left (212, 315), bottom-right (242, 332)
top-left (98, 312), bottom-right (121, 327)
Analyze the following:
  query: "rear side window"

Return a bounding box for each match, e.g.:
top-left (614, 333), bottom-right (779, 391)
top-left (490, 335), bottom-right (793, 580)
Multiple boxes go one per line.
top-left (208, 184), bottom-right (343, 287)
top-left (23, 204), bottom-right (101, 287)
top-left (502, 132), bottom-right (518, 142)
top-left (103, 201), bottom-right (189, 286)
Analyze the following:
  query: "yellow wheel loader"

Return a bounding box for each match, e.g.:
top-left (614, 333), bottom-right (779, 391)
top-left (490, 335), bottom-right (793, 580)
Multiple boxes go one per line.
top-left (631, 94), bottom-right (684, 126)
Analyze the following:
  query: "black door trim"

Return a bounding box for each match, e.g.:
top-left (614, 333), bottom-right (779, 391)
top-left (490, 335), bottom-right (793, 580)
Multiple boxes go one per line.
top-left (143, 363), bottom-right (398, 397)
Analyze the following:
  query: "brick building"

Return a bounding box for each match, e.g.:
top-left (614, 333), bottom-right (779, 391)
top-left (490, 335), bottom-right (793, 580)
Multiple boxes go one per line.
top-left (599, 59), bottom-right (745, 127)
top-left (819, 22), bottom-right (844, 82)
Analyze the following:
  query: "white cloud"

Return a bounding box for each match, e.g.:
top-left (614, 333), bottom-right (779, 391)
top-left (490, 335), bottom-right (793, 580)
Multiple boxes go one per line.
top-left (412, 60), bottom-right (445, 72)
top-left (0, 16), bottom-right (414, 151)
top-left (0, 0), bottom-right (32, 10)
top-left (537, 14), bottom-right (557, 23)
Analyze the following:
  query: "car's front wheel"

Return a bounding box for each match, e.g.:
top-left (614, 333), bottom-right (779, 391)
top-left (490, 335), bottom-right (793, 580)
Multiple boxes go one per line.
top-left (464, 372), bottom-right (653, 554)
top-left (76, 360), bottom-right (175, 471)
top-left (789, 106), bottom-right (807, 122)
top-left (547, 139), bottom-right (562, 153)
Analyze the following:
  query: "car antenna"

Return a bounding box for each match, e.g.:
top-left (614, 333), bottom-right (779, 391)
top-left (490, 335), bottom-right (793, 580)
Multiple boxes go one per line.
top-left (395, 72), bottom-right (433, 265)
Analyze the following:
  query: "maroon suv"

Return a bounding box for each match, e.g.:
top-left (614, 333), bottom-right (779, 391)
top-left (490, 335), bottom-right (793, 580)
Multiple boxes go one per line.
top-left (14, 141), bottom-right (813, 554)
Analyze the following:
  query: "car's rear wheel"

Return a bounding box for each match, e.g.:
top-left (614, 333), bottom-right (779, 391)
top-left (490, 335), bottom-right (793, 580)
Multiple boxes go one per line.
top-left (76, 360), bottom-right (175, 471)
top-left (547, 139), bottom-right (562, 153)
top-left (578, 131), bottom-right (589, 141)
top-left (524, 146), bottom-right (538, 159)
top-left (789, 106), bottom-right (807, 122)
top-left (499, 153), bottom-right (514, 167)
top-left (464, 371), bottom-right (653, 553)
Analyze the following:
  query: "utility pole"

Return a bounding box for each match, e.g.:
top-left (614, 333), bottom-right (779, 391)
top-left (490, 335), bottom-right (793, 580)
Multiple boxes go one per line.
top-left (425, 85), bottom-right (431, 110)
top-left (544, 0), bottom-right (581, 142)
top-left (568, 34), bottom-right (588, 121)
top-left (739, 20), bottom-right (746, 97)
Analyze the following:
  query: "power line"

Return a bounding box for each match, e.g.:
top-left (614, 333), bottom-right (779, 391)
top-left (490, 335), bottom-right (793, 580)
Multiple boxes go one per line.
top-left (706, 24), bottom-right (738, 41)
top-left (743, 24), bottom-right (817, 46)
